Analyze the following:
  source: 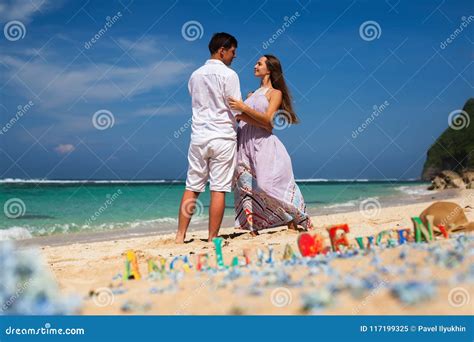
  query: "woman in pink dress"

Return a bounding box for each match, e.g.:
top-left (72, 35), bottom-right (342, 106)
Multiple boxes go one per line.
top-left (228, 55), bottom-right (314, 236)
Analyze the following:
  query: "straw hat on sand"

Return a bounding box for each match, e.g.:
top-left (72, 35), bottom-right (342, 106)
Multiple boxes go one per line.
top-left (420, 201), bottom-right (474, 234)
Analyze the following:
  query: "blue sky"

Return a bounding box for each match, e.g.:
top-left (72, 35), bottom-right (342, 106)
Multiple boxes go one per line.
top-left (0, 0), bottom-right (472, 180)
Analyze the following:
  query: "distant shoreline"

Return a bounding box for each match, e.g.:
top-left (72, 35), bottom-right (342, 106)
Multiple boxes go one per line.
top-left (1, 178), bottom-right (424, 184)
top-left (15, 187), bottom-right (460, 248)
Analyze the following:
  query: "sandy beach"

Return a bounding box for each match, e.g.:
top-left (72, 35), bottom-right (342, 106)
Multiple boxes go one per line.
top-left (34, 189), bottom-right (474, 315)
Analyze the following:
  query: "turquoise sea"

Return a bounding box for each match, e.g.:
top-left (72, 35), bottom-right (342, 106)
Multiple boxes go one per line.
top-left (0, 179), bottom-right (433, 241)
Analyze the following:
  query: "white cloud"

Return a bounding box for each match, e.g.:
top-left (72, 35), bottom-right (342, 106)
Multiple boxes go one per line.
top-left (116, 38), bottom-right (162, 57)
top-left (54, 143), bottom-right (75, 154)
top-left (1, 54), bottom-right (193, 109)
top-left (0, 0), bottom-right (55, 22)
top-left (1, 36), bottom-right (195, 140)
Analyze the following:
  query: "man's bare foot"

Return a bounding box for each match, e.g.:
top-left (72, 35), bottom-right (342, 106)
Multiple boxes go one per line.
top-left (175, 233), bottom-right (185, 244)
top-left (208, 235), bottom-right (218, 243)
top-left (250, 230), bottom-right (259, 237)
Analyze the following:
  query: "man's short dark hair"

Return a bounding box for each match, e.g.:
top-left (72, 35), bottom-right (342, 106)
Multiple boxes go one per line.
top-left (208, 32), bottom-right (238, 54)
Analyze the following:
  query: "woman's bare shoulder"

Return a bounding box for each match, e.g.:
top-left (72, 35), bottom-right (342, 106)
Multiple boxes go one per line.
top-left (269, 88), bottom-right (282, 97)
top-left (267, 88), bottom-right (282, 102)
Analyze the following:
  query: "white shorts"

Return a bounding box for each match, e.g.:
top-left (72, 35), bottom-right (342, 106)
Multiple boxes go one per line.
top-left (185, 139), bottom-right (236, 193)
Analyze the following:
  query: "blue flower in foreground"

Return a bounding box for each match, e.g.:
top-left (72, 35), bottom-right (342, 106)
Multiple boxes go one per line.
top-left (0, 241), bottom-right (80, 315)
top-left (391, 281), bottom-right (436, 305)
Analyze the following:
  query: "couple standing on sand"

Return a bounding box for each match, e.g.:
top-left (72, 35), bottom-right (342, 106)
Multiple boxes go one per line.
top-left (175, 32), bottom-right (314, 244)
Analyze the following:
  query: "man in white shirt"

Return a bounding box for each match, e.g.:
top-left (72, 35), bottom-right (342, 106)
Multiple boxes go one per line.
top-left (175, 32), bottom-right (241, 244)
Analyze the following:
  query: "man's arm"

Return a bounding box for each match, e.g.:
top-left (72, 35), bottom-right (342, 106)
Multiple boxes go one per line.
top-left (224, 72), bottom-right (242, 116)
top-left (188, 72), bottom-right (194, 96)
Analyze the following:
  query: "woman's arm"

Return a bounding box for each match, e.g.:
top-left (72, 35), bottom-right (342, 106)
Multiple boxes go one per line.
top-left (235, 91), bottom-right (272, 131)
top-left (236, 113), bottom-right (272, 132)
top-left (228, 90), bottom-right (282, 128)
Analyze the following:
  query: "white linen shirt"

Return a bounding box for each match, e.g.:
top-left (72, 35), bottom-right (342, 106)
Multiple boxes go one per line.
top-left (188, 59), bottom-right (242, 144)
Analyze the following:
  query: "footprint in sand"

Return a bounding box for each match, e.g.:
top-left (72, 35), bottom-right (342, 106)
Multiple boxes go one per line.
top-left (160, 238), bottom-right (176, 245)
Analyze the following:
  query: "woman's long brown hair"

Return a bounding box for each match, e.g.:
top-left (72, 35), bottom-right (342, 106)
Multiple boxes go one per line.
top-left (264, 54), bottom-right (299, 124)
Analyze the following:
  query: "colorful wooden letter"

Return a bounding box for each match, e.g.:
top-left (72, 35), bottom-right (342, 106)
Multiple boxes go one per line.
top-left (283, 244), bottom-right (296, 260)
top-left (170, 255), bottom-right (191, 273)
top-left (328, 224), bottom-right (350, 252)
top-left (124, 250), bottom-right (141, 280)
top-left (257, 246), bottom-right (273, 265)
top-left (397, 228), bottom-right (412, 244)
top-left (212, 237), bottom-right (225, 268)
top-left (412, 216), bottom-right (433, 242)
top-left (376, 230), bottom-right (398, 247)
top-left (297, 233), bottom-right (325, 257)
top-left (196, 253), bottom-right (209, 271)
top-left (243, 248), bottom-right (251, 265)
top-left (355, 235), bottom-right (374, 250)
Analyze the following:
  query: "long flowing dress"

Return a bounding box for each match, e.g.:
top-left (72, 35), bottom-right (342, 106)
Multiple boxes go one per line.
top-left (233, 87), bottom-right (314, 232)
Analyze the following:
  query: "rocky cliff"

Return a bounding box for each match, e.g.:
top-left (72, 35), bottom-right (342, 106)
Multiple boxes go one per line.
top-left (421, 98), bottom-right (474, 182)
